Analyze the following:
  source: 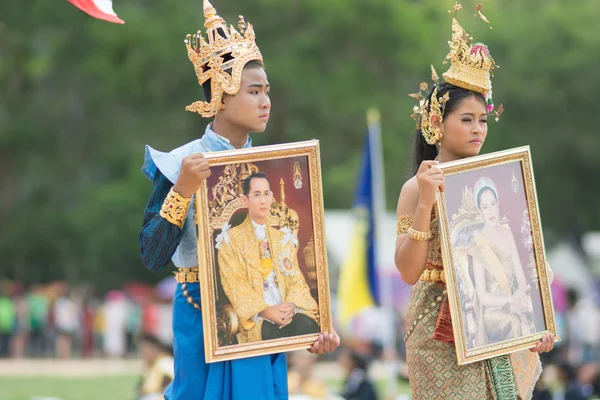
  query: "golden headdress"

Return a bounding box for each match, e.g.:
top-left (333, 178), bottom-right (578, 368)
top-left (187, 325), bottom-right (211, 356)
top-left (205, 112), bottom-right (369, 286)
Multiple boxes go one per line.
top-left (410, 3), bottom-right (502, 145)
top-left (184, 0), bottom-right (263, 118)
top-left (442, 18), bottom-right (495, 95)
top-left (409, 68), bottom-right (450, 145)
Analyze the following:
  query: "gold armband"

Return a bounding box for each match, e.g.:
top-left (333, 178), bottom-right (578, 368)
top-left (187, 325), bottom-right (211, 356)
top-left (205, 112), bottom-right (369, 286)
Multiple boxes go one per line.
top-left (160, 188), bottom-right (191, 229)
top-left (407, 226), bottom-right (432, 241)
top-left (396, 215), bottom-right (413, 234)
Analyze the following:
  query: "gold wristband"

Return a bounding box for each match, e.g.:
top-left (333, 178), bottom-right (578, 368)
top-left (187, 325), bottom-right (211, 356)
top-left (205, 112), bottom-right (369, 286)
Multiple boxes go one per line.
top-left (160, 188), bottom-right (192, 229)
top-left (407, 226), bottom-right (432, 241)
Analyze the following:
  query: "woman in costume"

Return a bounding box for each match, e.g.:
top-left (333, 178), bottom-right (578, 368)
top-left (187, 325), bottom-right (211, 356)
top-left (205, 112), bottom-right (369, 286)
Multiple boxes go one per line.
top-left (469, 177), bottom-right (536, 346)
top-left (139, 2), bottom-right (339, 399)
top-left (394, 5), bottom-right (553, 399)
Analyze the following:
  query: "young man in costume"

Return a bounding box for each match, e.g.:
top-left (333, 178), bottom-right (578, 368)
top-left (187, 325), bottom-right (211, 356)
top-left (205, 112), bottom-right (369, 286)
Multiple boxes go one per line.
top-left (139, 1), bottom-right (339, 399)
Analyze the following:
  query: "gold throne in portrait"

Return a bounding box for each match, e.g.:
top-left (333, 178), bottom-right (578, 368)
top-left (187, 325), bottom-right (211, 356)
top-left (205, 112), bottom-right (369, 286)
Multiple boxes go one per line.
top-left (207, 163), bottom-right (316, 346)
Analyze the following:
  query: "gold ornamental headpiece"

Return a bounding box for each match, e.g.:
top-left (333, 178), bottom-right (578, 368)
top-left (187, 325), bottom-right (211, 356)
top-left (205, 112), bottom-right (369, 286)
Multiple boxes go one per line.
top-left (409, 67), bottom-right (450, 145)
top-left (184, 0), bottom-right (263, 118)
top-left (442, 13), bottom-right (495, 97)
top-left (410, 3), bottom-right (503, 145)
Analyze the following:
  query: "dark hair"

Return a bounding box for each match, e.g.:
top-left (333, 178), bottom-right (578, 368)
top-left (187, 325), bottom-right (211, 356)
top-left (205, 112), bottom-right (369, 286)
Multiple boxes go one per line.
top-left (350, 351), bottom-right (369, 371)
top-left (476, 186), bottom-right (498, 209)
top-left (138, 334), bottom-right (173, 355)
top-left (202, 58), bottom-right (265, 104)
top-left (566, 288), bottom-right (579, 308)
top-left (243, 172), bottom-right (270, 195)
top-left (557, 362), bottom-right (578, 382)
top-left (412, 83), bottom-right (486, 175)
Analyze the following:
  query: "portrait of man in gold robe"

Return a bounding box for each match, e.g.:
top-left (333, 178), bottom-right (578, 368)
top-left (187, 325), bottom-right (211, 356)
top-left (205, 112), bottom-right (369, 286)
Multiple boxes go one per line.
top-left (217, 172), bottom-right (320, 344)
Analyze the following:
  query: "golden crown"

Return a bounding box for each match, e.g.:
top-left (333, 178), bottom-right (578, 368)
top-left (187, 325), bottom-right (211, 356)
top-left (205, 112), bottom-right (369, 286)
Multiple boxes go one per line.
top-left (409, 3), bottom-right (503, 144)
top-left (184, 0), bottom-right (263, 118)
top-left (442, 18), bottom-right (495, 95)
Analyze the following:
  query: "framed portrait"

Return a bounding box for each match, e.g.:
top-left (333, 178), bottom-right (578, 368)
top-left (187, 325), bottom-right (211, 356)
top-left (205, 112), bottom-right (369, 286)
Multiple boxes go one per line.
top-left (195, 140), bottom-right (332, 363)
top-left (436, 146), bottom-right (559, 365)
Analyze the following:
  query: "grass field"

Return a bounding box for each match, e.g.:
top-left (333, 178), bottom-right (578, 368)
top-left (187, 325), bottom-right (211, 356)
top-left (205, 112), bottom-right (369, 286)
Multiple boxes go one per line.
top-left (0, 376), bottom-right (140, 400)
top-left (0, 359), bottom-right (411, 400)
top-left (0, 375), bottom-right (411, 400)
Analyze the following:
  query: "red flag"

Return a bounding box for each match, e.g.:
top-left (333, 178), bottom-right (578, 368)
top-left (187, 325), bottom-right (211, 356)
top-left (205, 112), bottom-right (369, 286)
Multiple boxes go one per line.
top-left (67, 0), bottom-right (124, 24)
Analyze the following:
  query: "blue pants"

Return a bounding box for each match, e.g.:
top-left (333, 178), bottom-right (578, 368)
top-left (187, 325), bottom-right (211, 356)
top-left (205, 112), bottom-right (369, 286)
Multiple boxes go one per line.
top-left (164, 282), bottom-right (289, 400)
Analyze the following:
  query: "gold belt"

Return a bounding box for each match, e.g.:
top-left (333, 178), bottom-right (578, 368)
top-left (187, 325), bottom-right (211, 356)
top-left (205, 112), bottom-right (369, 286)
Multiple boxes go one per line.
top-left (174, 267), bottom-right (200, 284)
top-left (420, 268), bottom-right (446, 283)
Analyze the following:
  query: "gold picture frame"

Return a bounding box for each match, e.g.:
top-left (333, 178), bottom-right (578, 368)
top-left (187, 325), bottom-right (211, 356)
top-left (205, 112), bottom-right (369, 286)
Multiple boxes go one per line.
top-left (435, 146), bottom-right (559, 365)
top-left (195, 140), bottom-right (332, 363)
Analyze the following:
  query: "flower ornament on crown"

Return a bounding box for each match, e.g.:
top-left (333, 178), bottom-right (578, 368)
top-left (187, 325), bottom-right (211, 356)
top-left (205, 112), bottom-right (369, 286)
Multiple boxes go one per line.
top-left (184, 0), bottom-right (263, 118)
top-left (442, 11), bottom-right (495, 110)
top-left (410, 3), bottom-right (504, 145)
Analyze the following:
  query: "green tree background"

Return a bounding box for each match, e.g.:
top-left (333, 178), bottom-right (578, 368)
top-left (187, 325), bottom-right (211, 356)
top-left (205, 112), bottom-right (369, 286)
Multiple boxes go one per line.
top-left (1, 0), bottom-right (597, 289)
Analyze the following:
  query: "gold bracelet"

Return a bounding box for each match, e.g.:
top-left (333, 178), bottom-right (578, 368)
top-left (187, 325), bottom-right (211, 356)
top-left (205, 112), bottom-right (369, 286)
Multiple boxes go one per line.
top-left (160, 188), bottom-right (192, 229)
top-left (407, 226), bottom-right (432, 241)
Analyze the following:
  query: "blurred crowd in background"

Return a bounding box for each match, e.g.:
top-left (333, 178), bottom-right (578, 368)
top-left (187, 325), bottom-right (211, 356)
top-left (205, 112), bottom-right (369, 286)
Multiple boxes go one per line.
top-left (0, 280), bottom-right (174, 360)
top-left (1, 278), bottom-right (599, 399)
top-left (3, 0), bottom-right (600, 399)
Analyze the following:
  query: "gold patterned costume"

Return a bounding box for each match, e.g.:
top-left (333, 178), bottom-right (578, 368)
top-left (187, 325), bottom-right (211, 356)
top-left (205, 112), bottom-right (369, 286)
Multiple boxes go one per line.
top-left (402, 5), bottom-right (544, 399)
top-left (400, 217), bottom-right (542, 400)
top-left (217, 216), bottom-right (319, 343)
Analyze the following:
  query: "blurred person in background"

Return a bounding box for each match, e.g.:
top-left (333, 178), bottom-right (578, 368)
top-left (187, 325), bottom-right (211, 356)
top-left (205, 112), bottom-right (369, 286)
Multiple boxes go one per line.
top-left (103, 290), bottom-right (128, 358)
top-left (532, 378), bottom-right (552, 400)
top-left (553, 362), bottom-right (587, 400)
top-left (287, 351), bottom-right (329, 399)
top-left (565, 289), bottom-right (583, 365)
top-left (81, 297), bottom-right (96, 358)
top-left (578, 363), bottom-right (600, 400)
top-left (54, 291), bottom-right (79, 358)
top-left (136, 334), bottom-right (174, 400)
top-left (544, 279), bottom-right (570, 365)
top-left (393, 363), bottom-right (411, 400)
top-left (138, 1), bottom-right (338, 399)
top-left (338, 346), bottom-right (378, 400)
top-left (0, 291), bottom-right (15, 357)
top-left (141, 295), bottom-right (159, 338)
top-left (94, 299), bottom-right (106, 354)
top-left (126, 299), bottom-right (143, 356)
top-left (11, 292), bottom-right (29, 358)
top-left (153, 298), bottom-right (173, 348)
top-left (568, 294), bottom-right (600, 365)
top-left (27, 286), bottom-right (48, 357)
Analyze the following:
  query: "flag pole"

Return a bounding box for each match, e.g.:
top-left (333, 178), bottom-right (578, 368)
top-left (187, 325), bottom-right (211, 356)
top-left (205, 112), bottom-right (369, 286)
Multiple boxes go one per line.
top-left (367, 108), bottom-right (397, 398)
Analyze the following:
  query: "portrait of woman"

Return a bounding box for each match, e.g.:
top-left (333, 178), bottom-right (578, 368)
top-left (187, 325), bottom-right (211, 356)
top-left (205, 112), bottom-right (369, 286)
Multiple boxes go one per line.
top-left (467, 177), bottom-right (537, 346)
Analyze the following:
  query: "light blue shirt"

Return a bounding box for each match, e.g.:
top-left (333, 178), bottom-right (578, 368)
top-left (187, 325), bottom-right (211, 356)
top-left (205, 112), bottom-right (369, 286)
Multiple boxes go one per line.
top-left (141, 125), bottom-right (252, 268)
